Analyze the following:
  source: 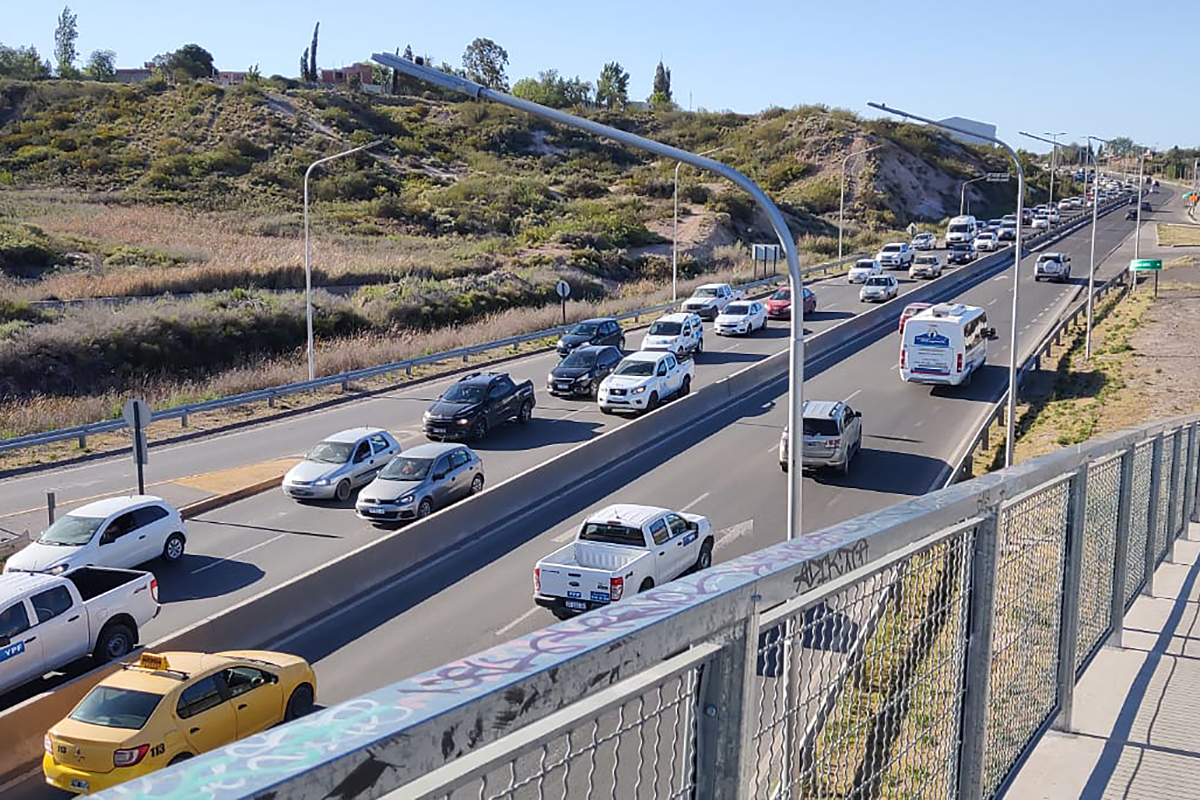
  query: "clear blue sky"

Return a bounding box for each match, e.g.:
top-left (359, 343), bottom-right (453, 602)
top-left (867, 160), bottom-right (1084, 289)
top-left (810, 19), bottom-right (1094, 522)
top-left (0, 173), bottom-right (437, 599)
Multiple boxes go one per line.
top-left (6, 0), bottom-right (1195, 152)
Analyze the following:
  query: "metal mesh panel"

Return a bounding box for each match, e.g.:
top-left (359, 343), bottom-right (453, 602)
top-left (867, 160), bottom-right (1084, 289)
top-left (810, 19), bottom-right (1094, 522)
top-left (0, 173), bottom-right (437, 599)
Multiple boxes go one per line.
top-left (435, 661), bottom-right (704, 799)
top-left (1173, 428), bottom-right (1191, 538)
top-left (1077, 454), bottom-right (1122, 674)
top-left (750, 525), bottom-right (974, 799)
top-left (1186, 426), bottom-right (1199, 534)
top-left (982, 478), bottom-right (1070, 798)
top-left (1155, 433), bottom-right (1175, 566)
top-left (1125, 441), bottom-right (1155, 607)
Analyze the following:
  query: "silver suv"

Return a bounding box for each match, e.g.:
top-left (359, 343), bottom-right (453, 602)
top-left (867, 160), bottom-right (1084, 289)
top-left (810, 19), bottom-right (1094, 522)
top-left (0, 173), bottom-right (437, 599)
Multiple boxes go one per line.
top-left (778, 400), bottom-right (863, 475)
top-left (356, 442), bottom-right (484, 523)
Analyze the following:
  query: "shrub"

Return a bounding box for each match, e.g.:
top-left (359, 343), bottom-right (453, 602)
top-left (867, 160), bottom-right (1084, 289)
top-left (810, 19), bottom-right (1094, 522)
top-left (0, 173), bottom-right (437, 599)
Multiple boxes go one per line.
top-left (797, 178), bottom-right (841, 214)
top-left (706, 192), bottom-right (754, 224)
top-left (0, 223), bottom-right (65, 276)
top-left (681, 184), bottom-right (709, 204)
top-left (561, 177), bottom-right (608, 199)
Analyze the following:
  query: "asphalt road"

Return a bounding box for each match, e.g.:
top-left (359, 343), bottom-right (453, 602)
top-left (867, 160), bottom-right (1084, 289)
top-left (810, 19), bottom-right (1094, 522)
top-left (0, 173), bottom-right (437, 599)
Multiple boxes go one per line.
top-left (5, 200), bottom-right (1139, 799)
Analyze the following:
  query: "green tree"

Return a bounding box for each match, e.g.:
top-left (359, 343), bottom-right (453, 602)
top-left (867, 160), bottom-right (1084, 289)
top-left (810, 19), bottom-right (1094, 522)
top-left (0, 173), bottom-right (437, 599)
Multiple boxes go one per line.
top-left (651, 60), bottom-right (672, 102)
top-left (462, 37), bottom-right (509, 90)
top-left (246, 63), bottom-right (261, 83)
top-left (83, 49), bottom-right (115, 81)
top-left (299, 47), bottom-right (310, 82)
top-left (1107, 136), bottom-right (1135, 157)
top-left (53, 6), bottom-right (79, 77)
top-left (512, 70), bottom-right (591, 108)
top-left (168, 44), bottom-right (214, 80)
top-left (309, 22), bottom-right (319, 83)
top-left (0, 45), bottom-right (51, 80)
top-left (596, 61), bottom-right (629, 109)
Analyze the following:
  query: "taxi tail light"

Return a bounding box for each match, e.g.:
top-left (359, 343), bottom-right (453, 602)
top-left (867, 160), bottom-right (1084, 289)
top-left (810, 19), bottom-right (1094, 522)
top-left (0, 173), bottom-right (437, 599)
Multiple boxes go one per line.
top-left (957, 353), bottom-right (964, 373)
top-left (113, 744), bottom-right (150, 768)
top-left (533, 567), bottom-right (541, 594)
top-left (610, 576), bottom-right (625, 602)
top-left (900, 348), bottom-right (906, 369)
top-left (825, 438), bottom-right (840, 449)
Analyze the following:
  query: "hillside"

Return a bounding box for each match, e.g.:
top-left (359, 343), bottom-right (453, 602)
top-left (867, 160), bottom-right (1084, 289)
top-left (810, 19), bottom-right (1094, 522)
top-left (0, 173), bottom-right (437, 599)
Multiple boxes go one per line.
top-left (0, 76), bottom-right (1061, 438)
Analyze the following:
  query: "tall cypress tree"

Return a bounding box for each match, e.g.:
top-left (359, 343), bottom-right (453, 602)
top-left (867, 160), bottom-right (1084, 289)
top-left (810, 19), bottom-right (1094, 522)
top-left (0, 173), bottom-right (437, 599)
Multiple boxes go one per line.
top-left (309, 22), bottom-right (319, 83)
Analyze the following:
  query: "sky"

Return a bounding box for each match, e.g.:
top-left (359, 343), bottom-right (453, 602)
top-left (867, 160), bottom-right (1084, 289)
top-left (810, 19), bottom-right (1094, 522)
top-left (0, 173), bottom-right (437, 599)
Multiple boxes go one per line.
top-left (5, 0), bottom-right (1197, 152)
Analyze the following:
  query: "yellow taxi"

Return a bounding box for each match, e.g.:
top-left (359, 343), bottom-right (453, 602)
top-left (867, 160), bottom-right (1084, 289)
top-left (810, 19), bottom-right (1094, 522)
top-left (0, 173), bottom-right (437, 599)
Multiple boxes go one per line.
top-left (44, 650), bottom-right (316, 794)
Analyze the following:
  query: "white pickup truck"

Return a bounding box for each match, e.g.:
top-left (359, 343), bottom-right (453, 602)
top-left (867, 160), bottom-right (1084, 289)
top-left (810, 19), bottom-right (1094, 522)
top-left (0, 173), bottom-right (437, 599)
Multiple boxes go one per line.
top-left (681, 283), bottom-right (742, 320)
top-left (597, 350), bottom-right (693, 414)
top-left (534, 504), bottom-right (714, 619)
top-left (0, 566), bottom-right (159, 696)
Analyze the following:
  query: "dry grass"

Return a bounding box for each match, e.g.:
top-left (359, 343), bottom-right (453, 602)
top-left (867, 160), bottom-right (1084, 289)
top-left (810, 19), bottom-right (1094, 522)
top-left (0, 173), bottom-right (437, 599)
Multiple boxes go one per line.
top-left (1156, 223), bottom-right (1200, 247)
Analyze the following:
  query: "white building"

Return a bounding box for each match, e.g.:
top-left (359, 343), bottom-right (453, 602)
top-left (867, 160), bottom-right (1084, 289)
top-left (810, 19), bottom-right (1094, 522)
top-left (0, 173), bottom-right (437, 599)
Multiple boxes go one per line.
top-left (938, 117), bottom-right (997, 146)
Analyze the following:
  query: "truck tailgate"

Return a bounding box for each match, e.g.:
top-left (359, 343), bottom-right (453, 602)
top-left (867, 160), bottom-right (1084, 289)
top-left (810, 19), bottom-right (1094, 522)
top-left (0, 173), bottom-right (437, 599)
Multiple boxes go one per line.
top-left (538, 542), bottom-right (648, 601)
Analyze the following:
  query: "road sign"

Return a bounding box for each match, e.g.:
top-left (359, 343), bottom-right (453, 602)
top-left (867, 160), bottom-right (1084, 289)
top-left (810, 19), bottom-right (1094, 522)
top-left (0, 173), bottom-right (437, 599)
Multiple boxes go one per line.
top-left (986, 172), bottom-right (1010, 183)
top-left (122, 398), bottom-right (151, 492)
top-left (752, 244), bottom-right (781, 260)
top-left (906, 223), bottom-right (919, 237)
top-left (1129, 259), bottom-right (1162, 272)
top-left (555, 280), bottom-right (571, 299)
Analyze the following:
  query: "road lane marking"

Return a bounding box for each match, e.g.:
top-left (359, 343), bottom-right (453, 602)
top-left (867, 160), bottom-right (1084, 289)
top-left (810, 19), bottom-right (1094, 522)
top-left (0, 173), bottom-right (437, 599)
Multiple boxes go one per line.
top-left (988, 298), bottom-right (999, 305)
top-left (681, 492), bottom-right (711, 512)
top-left (189, 533), bottom-right (286, 574)
top-left (713, 520), bottom-right (754, 553)
top-left (844, 389), bottom-right (862, 403)
top-left (552, 528), bottom-right (576, 543)
top-left (993, 275), bottom-right (1007, 281)
top-left (496, 607), bottom-right (540, 636)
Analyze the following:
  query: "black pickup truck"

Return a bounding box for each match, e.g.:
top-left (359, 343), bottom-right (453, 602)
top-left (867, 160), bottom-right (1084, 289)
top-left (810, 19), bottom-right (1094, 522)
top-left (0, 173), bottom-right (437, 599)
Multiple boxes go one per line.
top-left (423, 371), bottom-right (536, 441)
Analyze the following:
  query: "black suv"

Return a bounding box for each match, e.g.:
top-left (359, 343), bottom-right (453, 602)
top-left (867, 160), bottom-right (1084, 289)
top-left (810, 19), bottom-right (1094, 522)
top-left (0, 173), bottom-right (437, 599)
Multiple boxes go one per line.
top-left (947, 242), bottom-right (977, 265)
top-left (556, 318), bottom-right (624, 357)
top-left (424, 372), bottom-right (536, 441)
top-left (548, 345), bottom-right (623, 398)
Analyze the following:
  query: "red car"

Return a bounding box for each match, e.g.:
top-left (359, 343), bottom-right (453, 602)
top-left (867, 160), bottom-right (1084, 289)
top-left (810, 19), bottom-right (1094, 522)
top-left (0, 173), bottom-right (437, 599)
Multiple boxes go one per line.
top-left (898, 302), bottom-right (932, 333)
top-left (766, 286), bottom-right (816, 320)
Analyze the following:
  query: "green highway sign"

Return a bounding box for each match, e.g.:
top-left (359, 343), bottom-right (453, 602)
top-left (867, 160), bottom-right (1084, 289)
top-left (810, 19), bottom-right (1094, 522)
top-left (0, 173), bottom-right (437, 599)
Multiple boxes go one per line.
top-left (1129, 259), bottom-right (1163, 272)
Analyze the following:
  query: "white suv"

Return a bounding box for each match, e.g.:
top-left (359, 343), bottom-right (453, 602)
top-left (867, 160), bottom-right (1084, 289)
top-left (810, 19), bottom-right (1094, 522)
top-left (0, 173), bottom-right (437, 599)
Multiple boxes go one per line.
top-left (875, 242), bottom-right (914, 269)
top-left (4, 495), bottom-right (186, 574)
top-left (640, 312), bottom-right (704, 358)
top-left (598, 351), bottom-right (694, 415)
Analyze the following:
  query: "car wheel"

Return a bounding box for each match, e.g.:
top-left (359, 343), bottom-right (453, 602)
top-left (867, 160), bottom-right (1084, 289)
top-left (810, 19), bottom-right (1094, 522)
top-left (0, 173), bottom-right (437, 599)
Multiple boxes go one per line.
top-left (168, 753), bottom-right (194, 767)
top-left (647, 392), bottom-right (660, 411)
top-left (471, 473), bottom-right (485, 494)
top-left (161, 532), bottom-right (186, 563)
top-left (284, 684), bottom-right (315, 722)
top-left (518, 400), bottom-right (533, 425)
top-left (417, 497), bottom-right (434, 518)
top-left (694, 539), bottom-right (714, 571)
top-left (695, 337), bottom-right (704, 354)
top-left (591, 378), bottom-right (601, 398)
top-left (679, 376), bottom-right (691, 397)
top-left (472, 419), bottom-right (488, 441)
top-left (334, 479), bottom-right (351, 502)
top-left (94, 623), bottom-right (134, 661)
top-left (639, 578), bottom-right (655, 593)
top-left (617, 337), bottom-right (626, 351)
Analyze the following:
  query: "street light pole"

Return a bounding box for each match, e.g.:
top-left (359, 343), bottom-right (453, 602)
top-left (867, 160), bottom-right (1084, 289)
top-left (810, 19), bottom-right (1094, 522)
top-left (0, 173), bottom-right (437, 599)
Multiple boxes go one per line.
top-left (674, 145), bottom-right (725, 303)
top-left (375, 52), bottom-right (806, 541)
top-left (303, 139), bottom-right (382, 380)
top-left (1018, 130), bottom-right (1066, 215)
top-left (839, 144), bottom-right (882, 261)
top-left (1135, 150), bottom-right (1150, 260)
top-left (960, 175), bottom-right (987, 215)
top-left (870, 103), bottom-right (1024, 467)
top-left (1083, 135), bottom-right (1109, 359)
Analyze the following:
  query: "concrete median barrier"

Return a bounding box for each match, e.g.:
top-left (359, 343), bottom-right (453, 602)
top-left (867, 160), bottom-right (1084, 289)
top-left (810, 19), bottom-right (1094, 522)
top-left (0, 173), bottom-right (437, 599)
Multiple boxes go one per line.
top-left (0, 204), bottom-right (1126, 785)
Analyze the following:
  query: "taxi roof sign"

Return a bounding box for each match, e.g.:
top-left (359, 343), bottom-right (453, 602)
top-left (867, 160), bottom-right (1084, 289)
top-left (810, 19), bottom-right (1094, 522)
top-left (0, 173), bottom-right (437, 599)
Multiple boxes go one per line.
top-left (138, 653), bottom-right (170, 671)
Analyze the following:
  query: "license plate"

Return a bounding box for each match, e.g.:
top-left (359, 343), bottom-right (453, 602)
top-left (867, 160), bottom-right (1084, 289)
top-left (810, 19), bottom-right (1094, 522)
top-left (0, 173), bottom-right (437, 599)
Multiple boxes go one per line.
top-left (368, 506), bottom-right (386, 515)
top-left (430, 426), bottom-right (446, 434)
top-left (565, 600), bottom-right (587, 611)
top-left (71, 780), bottom-right (90, 792)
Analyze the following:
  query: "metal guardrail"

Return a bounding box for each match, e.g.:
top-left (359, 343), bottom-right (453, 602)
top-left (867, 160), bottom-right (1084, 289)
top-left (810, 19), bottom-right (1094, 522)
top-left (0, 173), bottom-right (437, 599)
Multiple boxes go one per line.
top-left (99, 410), bottom-right (1200, 800)
top-left (0, 255), bottom-right (865, 455)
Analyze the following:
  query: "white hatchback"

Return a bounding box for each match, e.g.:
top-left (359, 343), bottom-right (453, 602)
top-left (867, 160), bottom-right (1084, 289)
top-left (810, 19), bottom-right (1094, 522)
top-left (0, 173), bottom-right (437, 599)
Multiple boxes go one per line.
top-left (3, 495), bottom-right (186, 575)
top-left (714, 301), bottom-right (767, 336)
top-left (848, 259), bottom-right (883, 284)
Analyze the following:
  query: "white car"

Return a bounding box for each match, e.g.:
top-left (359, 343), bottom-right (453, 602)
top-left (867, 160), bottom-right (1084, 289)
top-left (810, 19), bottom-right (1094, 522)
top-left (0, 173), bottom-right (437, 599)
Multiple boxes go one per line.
top-left (282, 427), bottom-right (402, 502)
top-left (1047, 207), bottom-right (1060, 223)
top-left (975, 231), bottom-right (999, 252)
top-left (3, 496), bottom-right (186, 575)
top-left (1034, 252), bottom-right (1072, 282)
top-left (1031, 214), bottom-right (1050, 230)
top-left (598, 351), bottom-right (693, 415)
top-left (910, 232), bottom-right (937, 251)
top-left (640, 312), bottom-right (704, 358)
top-left (714, 301), bottom-right (767, 336)
top-left (908, 255), bottom-right (943, 279)
top-left (848, 258), bottom-right (883, 284)
top-left (680, 283), bottom-right (742, 320)
top-left (859, 274), bottom-right (899, 303)
top-left (875, 242), bottom-right (914, 269)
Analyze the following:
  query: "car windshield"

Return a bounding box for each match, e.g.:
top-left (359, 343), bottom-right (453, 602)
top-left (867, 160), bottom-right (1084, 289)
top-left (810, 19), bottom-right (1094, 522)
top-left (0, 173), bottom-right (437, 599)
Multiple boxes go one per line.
top-left (648, 320), bottom-right (681, 336)
top-left (693, 287), bottom-right (719, 298)
top-left (70, 686), bottom-right (163, 730)
top-left (916, 257), bottom-right (936, 264)
top-left (379, 457), bottom-right (434, 481)
top-left (305, 441), bottom-right (353, 464)
top-left (441, 383), bottom-right (487, 404)
top-left (724, 304), bottom-right (750, 315)
top-left (568, 322), bottom-right (598, 336)
top-left (38, 514), bottom-right (104, 546)
top-left (865, 277), bottom-right (889, 286)
top-left (854, 261), bottom-right (875, 270)
top-left (614, 360), bottom-right (655, 377)
top-left (561, 349), bottom-right (598, 368)
top-left (770, 288), bottom-right (790, 301)
top-left (882, 244), bottom-right (901, 252)
top-left (579, 522), bottom-right (646, 547)
top-left (949, 224), bottom-right (970, 233)
top-left (802, 418), bottom-right (840, 437)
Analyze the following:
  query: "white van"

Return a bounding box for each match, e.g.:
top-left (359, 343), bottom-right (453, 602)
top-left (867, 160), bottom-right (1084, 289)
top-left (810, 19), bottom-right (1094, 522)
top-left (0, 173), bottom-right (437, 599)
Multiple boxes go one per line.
top-left (945, 215), bottom-right (978, 245)
top-left (899, 303), bottom-right (995, 386)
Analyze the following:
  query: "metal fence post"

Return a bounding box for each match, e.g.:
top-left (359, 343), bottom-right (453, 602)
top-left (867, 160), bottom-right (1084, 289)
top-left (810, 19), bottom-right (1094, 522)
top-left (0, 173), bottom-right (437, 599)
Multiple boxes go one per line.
top-left (1109, 446), bottom-right (1135, 647)
top-left (1188, 423), bottom-right (1200, 525)
top-left (1144, 435), bottom-right (1164, 596)
top-left (1167, 431), bottom-right (1183, 562)
top-left (693, 594), bottom-right (761, 800)
top-left (1054, 466), bottom-right (1088, 732)
top-left (957, 508), bottom-right (1001, 800)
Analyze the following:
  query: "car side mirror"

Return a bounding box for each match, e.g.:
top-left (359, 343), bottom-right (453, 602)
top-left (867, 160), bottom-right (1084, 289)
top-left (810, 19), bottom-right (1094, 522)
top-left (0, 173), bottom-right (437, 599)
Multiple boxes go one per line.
top-left (100, 532), bottom-right (115, 546)
top-left (0, 635), bottom-right (9, 647)
top-left (432, 472), bottom-right (446, 481)
top-left (854, 411), bottom-right (863, 418)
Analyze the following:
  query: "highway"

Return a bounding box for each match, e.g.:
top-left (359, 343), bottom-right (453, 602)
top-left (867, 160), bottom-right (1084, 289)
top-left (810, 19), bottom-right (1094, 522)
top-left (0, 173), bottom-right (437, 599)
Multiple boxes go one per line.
top-left (5, 195), bottom-right (1155, 799)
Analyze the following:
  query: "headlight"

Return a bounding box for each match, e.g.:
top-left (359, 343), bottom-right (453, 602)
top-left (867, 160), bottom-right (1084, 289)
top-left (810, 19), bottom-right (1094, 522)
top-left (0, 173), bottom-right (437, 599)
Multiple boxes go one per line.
top-left (314, 478), bottom-right (330, 486)
top-left (422, 411), bottom-right (432, 421)
top-left (576, 374), bottom-right (592, 383)
top-left (633, 386), bottom-right (647, 394)
top-left (399, 494), bottom-right (415, 505)
top-left (47, 563), bottom-right (69, 575)
top-left (457, 417), bottom-right (471, 426)
top-left (547, 373), bottom-right (555, 384)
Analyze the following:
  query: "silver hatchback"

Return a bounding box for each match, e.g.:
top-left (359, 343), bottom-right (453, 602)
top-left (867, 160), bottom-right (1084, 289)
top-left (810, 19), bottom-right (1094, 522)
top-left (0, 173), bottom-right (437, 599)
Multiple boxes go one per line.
top-left (355, 442), bottom-right (484, 524)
